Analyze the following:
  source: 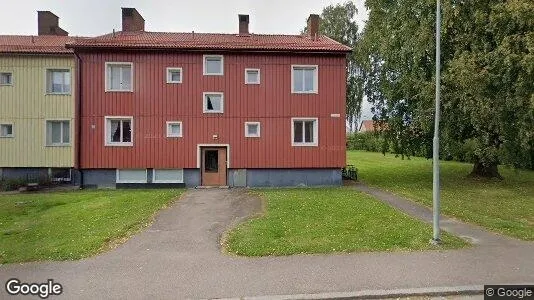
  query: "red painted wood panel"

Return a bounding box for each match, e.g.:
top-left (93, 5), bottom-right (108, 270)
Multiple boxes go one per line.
top-left (79, 51), bottom-right (346, 169)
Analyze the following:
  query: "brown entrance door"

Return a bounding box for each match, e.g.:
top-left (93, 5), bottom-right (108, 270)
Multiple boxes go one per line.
top-left (201, 147), bottom-right (227, 186)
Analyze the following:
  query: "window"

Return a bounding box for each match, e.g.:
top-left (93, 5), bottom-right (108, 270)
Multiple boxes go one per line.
top-left (105, 117), bottom-right (133, 146)
top-left (166, 68), bottom-right (182, 83)
top-left (166, 121), bottom-right (182, 137)
top-left (46, 120), bottom-right (70, 146)
top-left (292, 118), bottom-right (318, 146)
top-left (105, 62), bottom-right (133, 92)
top-left (291, 65), bottom-right (318, 93)
top-left (203, 92), bottom-right (224, 113)
top-left (116, 169), bottom-right (147, 183)
top-left (46, 69), bottom-right (71, 94)
top-left (204, 150), bottom-right (219, 172)
top-left (153, 169), bottom-right (184, 183)
top-left (203, 55), bottom-right (223, 75)
top-left (0, 123), bottom-right (13, 138)
top-left (245, 68), bottom-right (260, 84)
top-left (0, 72), bottom-right (12, 85)
top-left (50, 168), bottom-right (72, 182)
top-left (245, 122), bottom-right (261, 137)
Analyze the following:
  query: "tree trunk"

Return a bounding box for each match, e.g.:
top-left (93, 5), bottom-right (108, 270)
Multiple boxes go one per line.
top-left (469, 161), bottom-right (503, 179)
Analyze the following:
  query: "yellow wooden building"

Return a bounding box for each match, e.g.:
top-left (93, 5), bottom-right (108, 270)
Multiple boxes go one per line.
top-left (0, 12), bottom-right (76, 181)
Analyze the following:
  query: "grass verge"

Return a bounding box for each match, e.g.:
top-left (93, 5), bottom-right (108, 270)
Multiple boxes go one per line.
top-left (347, 150), bottom-right (534, 240)
top-left (0, 189), bottom-right (184, 263)
top-left (225, 188), bottom-right (467, 256)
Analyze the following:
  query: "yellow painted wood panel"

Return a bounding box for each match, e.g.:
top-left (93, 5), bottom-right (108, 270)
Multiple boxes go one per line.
top-left (0, 55), bottom-right (75, 167)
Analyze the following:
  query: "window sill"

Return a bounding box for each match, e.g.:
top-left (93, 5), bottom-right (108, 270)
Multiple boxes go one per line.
top-left (153, 180), bottom-right (184, 184)
top-left (291, 91), bottom-right (319, 94)
top-left (167, 135), bottom-right (183, 138)
top-left (245, 135), bottom-right (260, 138)
top-left (105, 143), bottom-right (133, 147)
top-left (46, 92), bottom-right (71, 96)
top-left (105, 90), bottom-right (133, 93)
top-left (46, 144), bottom-right (71, 147)
top-left (0, 84), bottom-right (13, 86)
top-left (203, 73), bottom-right (224, 76)
top-left (203, 111), bottom-right (224, 114)
top-left (292, 143), bottom-right (318, 147)
top-left (166, 81), bottom-right (182, 84)
top-left (245, 82), bottom-right (260, 85)
top-left (116, 181), bottom-right (147, 184)
top-left (0, 136), bottom-right (14, 138)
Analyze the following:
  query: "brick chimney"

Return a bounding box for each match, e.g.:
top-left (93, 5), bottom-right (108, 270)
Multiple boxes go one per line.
top-left (307, 14), bottom-right (320, 40)
top-left (122, 8), bottom-right (145, 32)
top-left (37, 11), bottom-right (68, 36)
top-left (238, 14), bottom-right (249, 36)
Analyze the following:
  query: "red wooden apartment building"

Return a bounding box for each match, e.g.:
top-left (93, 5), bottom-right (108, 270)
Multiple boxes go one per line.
top-left (68, 8), bottom-right (350, 187)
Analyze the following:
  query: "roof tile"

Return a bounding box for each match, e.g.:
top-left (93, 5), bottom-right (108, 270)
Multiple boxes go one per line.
top-left (68, 31), bottom-right (351, 53)
top-left (0, 35), bottom-right (77, 54)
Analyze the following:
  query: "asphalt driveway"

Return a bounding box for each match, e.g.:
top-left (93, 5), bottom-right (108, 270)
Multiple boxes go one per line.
top-left (1, 188), bottom-right (533, 299)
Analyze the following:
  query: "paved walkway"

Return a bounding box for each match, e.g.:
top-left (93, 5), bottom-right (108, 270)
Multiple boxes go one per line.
top-left (1, 188), bottom-right (533, 299)
top-left (353, 182), bottom-right (525, 247)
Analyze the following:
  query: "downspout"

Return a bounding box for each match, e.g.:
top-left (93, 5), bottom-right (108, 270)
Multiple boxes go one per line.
top-left (74, 51), bottom-right (84, 188)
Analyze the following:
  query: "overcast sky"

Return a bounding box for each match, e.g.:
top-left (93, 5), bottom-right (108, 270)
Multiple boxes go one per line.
top-left (0, 0), bottom-right (368, 36)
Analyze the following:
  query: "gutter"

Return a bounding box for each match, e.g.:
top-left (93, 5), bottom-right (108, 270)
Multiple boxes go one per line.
top-left (74, 52), bottom-right (84, 188)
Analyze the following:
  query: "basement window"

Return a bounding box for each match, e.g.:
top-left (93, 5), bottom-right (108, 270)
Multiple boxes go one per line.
top-left (116, 169), bottom-right (147, 183)
top-left (0, 123), bottom-right (14, 138)
top-left (245, 68), bottom-right (260, 84)
top-left (203, 55), bottom-right (224, 75)
top-left (46, 120), bottom-right (70, 146)
top-left (166, 68), bottom-right (182, 83)
top-left (106, 62), bottom-right (133, 92)
top-left (46, 69), bottom-right (71, 94)
top-left (203, 92), bottom-right (224, 113)
top-left (0, 72), bottom-right (12, 85)
top-left (292, 118), bottom-right (318, 146)
top-left (291, 65), bottom-right (318, 93)
top-left (166, 121), bottom-right (183, 137)
top-left (105, 117), bottom-right (133, 146)
top-left (153, 169), bottom-right (184, 183)
top-left (245, 122), bottom-right (261, 137)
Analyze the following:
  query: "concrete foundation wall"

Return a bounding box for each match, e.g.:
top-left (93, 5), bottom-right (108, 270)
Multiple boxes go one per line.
top-left (229, 168), bottom-right (342, 187)
top-left (81, 169), bottom-right (200, 188)
top-left (1, 167), bottom-right (79, 185)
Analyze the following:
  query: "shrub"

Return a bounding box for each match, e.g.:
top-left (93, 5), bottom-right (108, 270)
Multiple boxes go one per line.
top-left (347, 132), bottom-right (387, 152)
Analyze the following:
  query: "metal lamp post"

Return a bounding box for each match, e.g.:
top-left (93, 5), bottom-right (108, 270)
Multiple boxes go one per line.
top-left (432, 0), bottom-right (441, 244)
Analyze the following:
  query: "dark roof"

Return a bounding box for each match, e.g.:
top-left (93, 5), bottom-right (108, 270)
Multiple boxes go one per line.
top-left (67, 31), bottom-right (351, 53)
top-left (0, 35), bottom-right (77, 54)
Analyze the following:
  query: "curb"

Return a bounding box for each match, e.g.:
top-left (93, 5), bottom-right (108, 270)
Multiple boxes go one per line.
top-left (215, 286), bottom-right (484, 300)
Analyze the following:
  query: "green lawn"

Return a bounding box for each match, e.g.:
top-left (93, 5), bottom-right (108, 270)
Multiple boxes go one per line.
top-left (224, 188), bottom-right (467, 256)
top-left (0, 189), bottom-right (183, 264)
top-left (348, 150), bottom-right (534, 240)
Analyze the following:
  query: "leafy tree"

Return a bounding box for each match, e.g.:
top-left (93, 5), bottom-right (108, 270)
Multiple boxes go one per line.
top-left (303, 1), bottom-right (364, 129)
top-left (357, 0), bottom-right (534, 178)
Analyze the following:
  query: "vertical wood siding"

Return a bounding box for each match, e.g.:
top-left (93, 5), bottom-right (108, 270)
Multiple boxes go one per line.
top-left (0, 55), bottom-right (75, 167)
top-left (80, 52), bottom-right (346, 169)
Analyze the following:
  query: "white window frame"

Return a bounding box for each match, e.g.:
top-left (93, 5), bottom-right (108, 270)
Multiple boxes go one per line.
top-left (245, 122), bottom-right (261, 138)
top-left (291, 65), bottom-right (319, 94)
top-left (0, 72), bottom-right (13, 86)
top-left (45, 68), bottom-right (71, 95)
top-left (203, 55), bottom-right (224, 76)
top-left (166, 67), bottom-right (183, 84)
top-left (166, 121), bottom-right (183, 138)
top-left (202, 92), bottom-right (224, 113)
top-left (104, 116), bottom-right (134, 147)
top-left (105, 62), bottom-right (134, 92)
top-left (0, 123), bottom-right (14, 138)
top-left (45, 119), bottom-right (71, 146)
top-left (291, 117), bottom-right (319, 147)
top-left (152, 169), bottom-right (184, 183)
top-left (116, 169), bottom-right (148, 183)
top-left (245, 68), bottom-right (260, 84)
